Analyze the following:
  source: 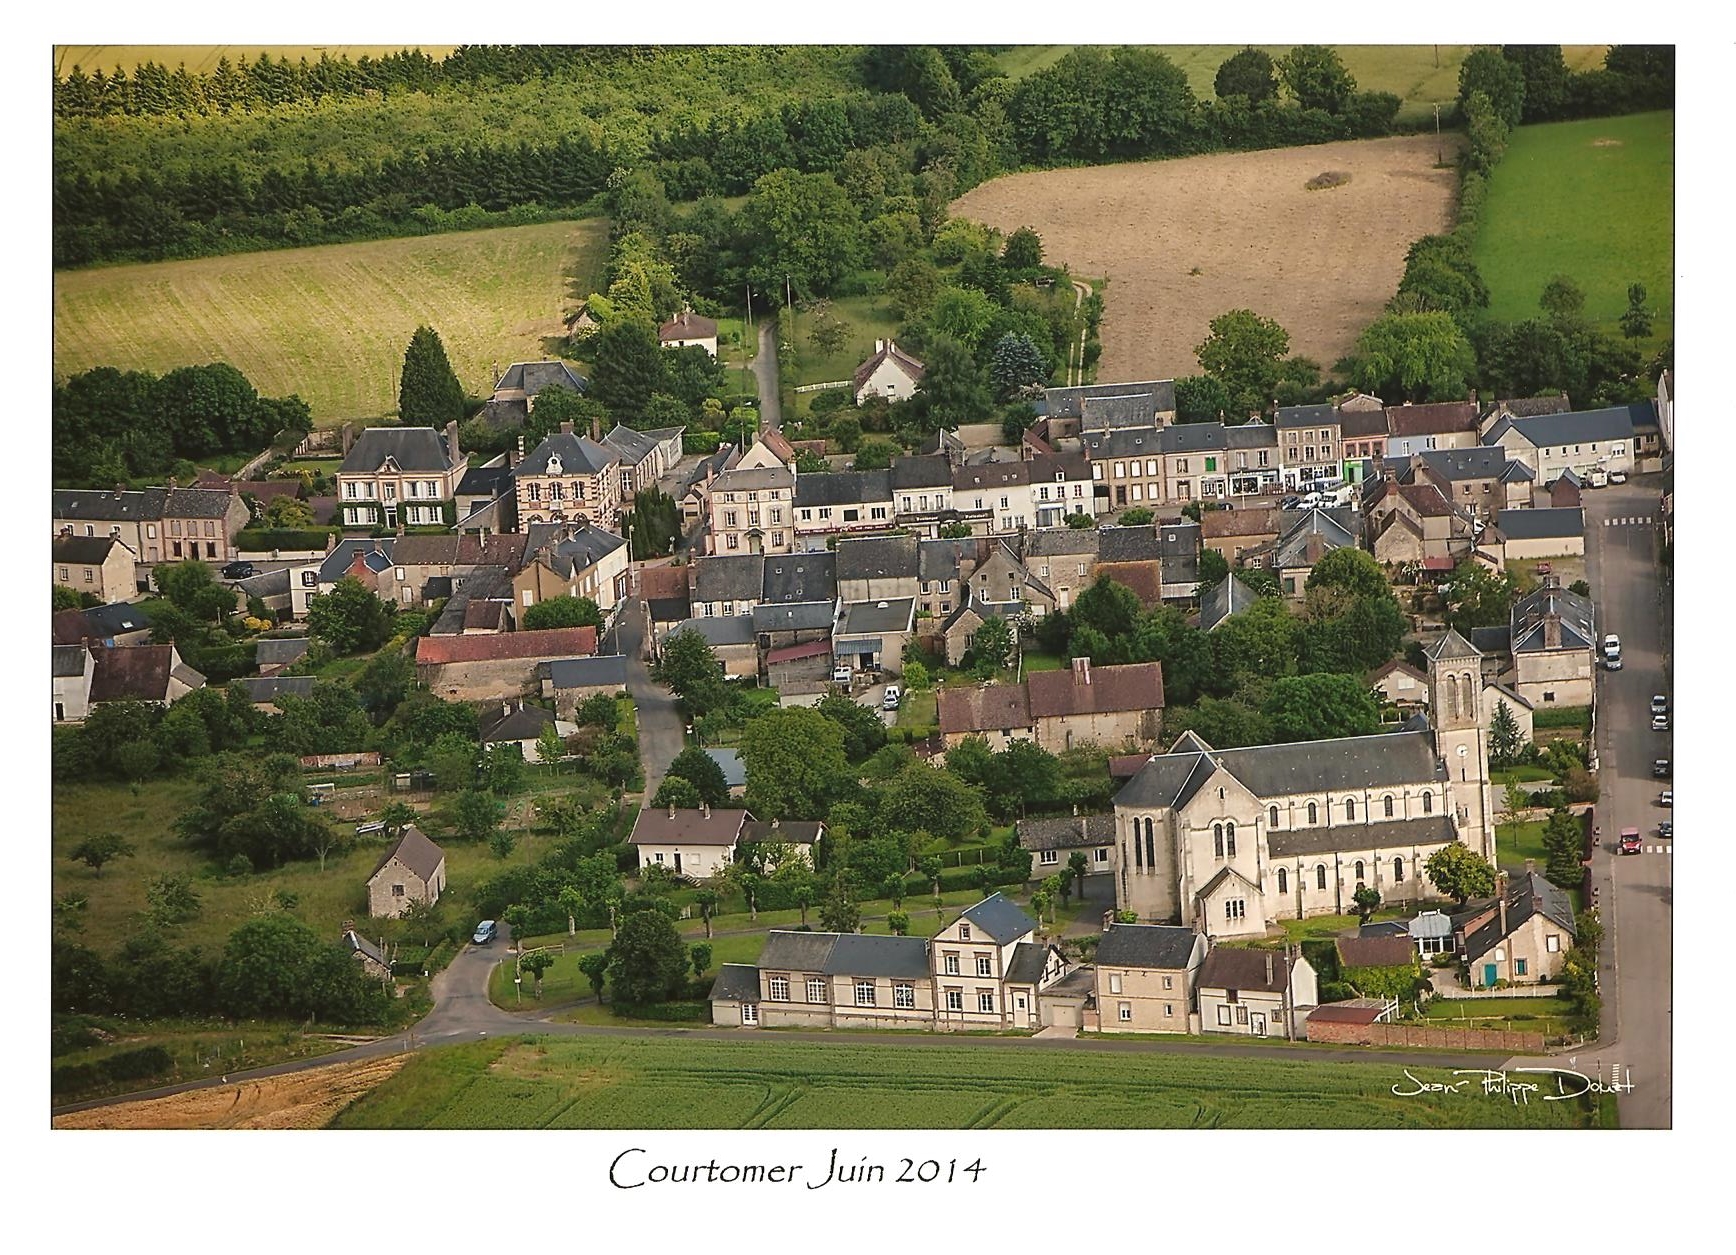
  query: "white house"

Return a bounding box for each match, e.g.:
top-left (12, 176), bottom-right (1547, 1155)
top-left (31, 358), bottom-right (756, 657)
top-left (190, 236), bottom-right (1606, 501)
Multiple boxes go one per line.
top-left (659, 310), bottom-right (720, 358)
top-left (1196, 947), bottom-right (1317, 1038)
top-left (628, 804), bottom-right (753, 880)
top-left (854, 340), bottom-right (925, 405)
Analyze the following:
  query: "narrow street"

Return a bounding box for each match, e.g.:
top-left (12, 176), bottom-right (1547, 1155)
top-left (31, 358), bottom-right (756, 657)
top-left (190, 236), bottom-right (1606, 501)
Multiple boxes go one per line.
top-left (752, 318), bottom-right (782, 432)
top-left (605, 592), bottom-right (686, 800)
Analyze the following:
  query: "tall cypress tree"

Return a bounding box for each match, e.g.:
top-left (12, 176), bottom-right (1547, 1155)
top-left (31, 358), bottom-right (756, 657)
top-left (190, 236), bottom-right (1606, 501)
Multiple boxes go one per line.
top-left (398, 325), bottom-right (466, 425)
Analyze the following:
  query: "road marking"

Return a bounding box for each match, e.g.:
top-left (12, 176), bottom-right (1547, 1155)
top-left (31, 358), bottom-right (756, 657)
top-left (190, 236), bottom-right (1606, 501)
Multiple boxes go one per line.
top-left (1665, 845), bottom-right (1672, 855)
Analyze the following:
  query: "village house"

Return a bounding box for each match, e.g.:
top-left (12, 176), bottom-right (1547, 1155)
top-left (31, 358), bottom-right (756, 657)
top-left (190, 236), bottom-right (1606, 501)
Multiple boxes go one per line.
top-left (1539, 468), bottom-right (1584, 511)
top-left (914, 537), bottom-right (982, 619)
top-left (706, 463), bottom-right (795, 556)
top-left (1507, 578), bottom-right (1596, 707)
top-left (658, 309), bottom-right (719, 358)
top-left (833, 597), bottom-right (916, 676)
top-left (1113, 635), bottom-right (1493, 936)
top-left (854, 339), bottom-right (925, 404)
top-left (1028, 657), bottom-right (1165, 752)
top-left (716, 931), bottom-right (935, 1030)
top-left (662, 615), bottom-right (758, 679)
top-left (1043, 379), bottom-right (1177, 441)
top-left (951, 459), bottom-right (1039, 535)
top-left (937, 682), bottom-right (1035, 751)
top-left (1370, 658), bottom-right (1430, 708)
top-left (1200, 505), bottom-right (1282, 564)
top-left (691, 554), bottom-right (765, 619)
top-left (512, 523), bottom-right (630, 617)
top-left (1363, 475), bottom-right (1478, 570)
top-left (232, 675), bottom-right (317, 709)
top-left (53, 485), bottom-right (249, 566)
top-left (1198, 573), bottom-right (1260, 632)
top-left (1384, 399), bottom-right (1482, 458)
top-left (752, 599), bottom-right (834, 652)
top-left (88, 643), bottom-right (205, 710)
top-left (929, 894), bottom-right (1058, 1031)
top-left (1484, 406), bottom-right (1637, 482)
top-left (1337, 400), bottom-right (1389, 466)
top-left (343, 931), bottom-right (394, 984)
top-left (1276, 403), bottom-right (1345, 488)
top-left (454, 456), bottom-right (518, 534)
top-left (1487, 506), bottom-right (1586, 561)
top-left (56, 601), bottom-right (154, 649)
top-left (640, 564), bottom-right (693, 636)
top-left (1083, 426), bottom-right (1166, 511)
top-left (482, 360), bottom-right (588, 428)
top-left (541, 655), bottom-right (629, 716)
top-left (629, 804), bottom-right (753, 880)
top-left (383, 533), bottom-right (531, 608)
top-left (51, 644), bottom-right (94, 722)
top-left (336, 424), bottom-right (468, 529)
top-left (415, 626), bottom-right (597, 701)
top-left (680, 442), bottom-right (741, 527)
top-left (255, 637), bottom-right (311, 676)
top-left (513, 425), bottom-right (624, 532)
top-left (1161, 421), bottom-right (1283, 506)
top-left (1197, 947), bottom-right (1318, 1038)
top-left (602, 424), bottom-right (686, 504)
top-left (1020, 528), bottom-right (1100, 614)
top-left (366, 825), bottom-right (448, 919)
top-left (1092, 922), bottom-right (1207, 1034)
top-left (793, 469), bottom-right (895, 548)
top-left (478, 699), bottom-right (578, 761)
top-left (836, 535), bottom-right (920, 603)
top-left (1249, 507), bottom-right (1359, 599)
top-left (1025, 453), bottom-right (1098, 528)
top-left (53, 536), bottom-right (137, 603)
top-left (889, 454), bottom-right (958, 538)
top-left (1402, 447), bottom-right (1526, 523)
top-left (1016, 813), bottom-right (1116, 879)
top-left (1459, 872), bottom-right (1576, 989)
top-left (286, 538), bottom-right (396, 619)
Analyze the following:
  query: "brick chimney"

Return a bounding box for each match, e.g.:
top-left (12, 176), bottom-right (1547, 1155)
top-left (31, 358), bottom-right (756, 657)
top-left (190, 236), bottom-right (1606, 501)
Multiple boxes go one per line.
top-left (591, 416), bottom-right (602, 444)
top-left (1071, 656), bottom-right (1091, 686)
top-left (444, 419), bottom-right (460, 467)
top-left (1265, 952), bottom-right (1275, 986)
top-left (1543, 613), bottom-right (1562, 650)
top-left (560, 421), bottom-right (575, 436)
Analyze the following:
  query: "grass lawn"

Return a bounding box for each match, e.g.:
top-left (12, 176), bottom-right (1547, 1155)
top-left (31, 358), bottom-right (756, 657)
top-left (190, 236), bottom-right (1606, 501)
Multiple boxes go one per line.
top-left (53, 218), bottom-right (609, 423)
top-left (1498, 820), bottom-right (1548, 869)
top-left (1424, 994), bottom-right (1581, 1038)
top-left (782, 294), bottom-right (900, 389)
top-left (1021, 649), bottom-right (1065, 672)
top-left (331, 1033), bottom-right (1606, 1128)
top-left (895, 689), bottom-right (938, 730)
top-left (1493, 765), bottom-right (1558, 784)
top-left (1472, 110), bottom-right (1673, 345)
top-left (714, 314), bottom-right (758, 400)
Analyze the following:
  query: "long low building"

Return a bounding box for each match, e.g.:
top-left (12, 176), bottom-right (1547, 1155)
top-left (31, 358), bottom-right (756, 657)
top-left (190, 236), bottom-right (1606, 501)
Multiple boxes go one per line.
top-left (415, 626), bottom-right (597, 700)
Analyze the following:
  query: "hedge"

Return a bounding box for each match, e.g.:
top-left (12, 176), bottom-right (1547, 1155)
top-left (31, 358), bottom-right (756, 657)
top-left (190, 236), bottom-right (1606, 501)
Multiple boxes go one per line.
top-left (235, 526), bottom-right (340, 552)
top-left (1533, 706), bottom-right (1591, 730)
top-left (51, 1044), bottom-right (174, 1098)
top-left (611, 1000), bottom-right (709, 1022)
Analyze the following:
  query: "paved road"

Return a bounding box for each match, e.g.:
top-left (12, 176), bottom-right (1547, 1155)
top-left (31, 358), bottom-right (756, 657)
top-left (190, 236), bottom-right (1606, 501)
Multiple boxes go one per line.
top-left (1580, 475), bottom-right (1672, 1128)
top-left (607, 592), bottom-right (687, 799)
top-left (752, 319), bottom-right (782, 431)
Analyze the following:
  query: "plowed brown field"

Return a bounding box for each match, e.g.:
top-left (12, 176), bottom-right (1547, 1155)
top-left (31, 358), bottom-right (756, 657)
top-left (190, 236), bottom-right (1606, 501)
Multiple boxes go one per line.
top-left (53, 1055), bottom-right (407, 1130)
top-left (952, 135), bottom-right (1461, 384)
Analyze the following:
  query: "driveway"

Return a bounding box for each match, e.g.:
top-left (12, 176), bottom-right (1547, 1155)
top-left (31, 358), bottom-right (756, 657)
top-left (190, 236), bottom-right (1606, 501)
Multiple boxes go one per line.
top-left (752, 320), bottom-right (782, 431)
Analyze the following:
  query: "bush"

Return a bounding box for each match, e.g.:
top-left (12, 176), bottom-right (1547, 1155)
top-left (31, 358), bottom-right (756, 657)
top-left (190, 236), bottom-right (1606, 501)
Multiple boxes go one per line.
top-left (612, 1000), bottom-right (709, 1023)
top-left (1533, 705), bottom-right (1591, 731)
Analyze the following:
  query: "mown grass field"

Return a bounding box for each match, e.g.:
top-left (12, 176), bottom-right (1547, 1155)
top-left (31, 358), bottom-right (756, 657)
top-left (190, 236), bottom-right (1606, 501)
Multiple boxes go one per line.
top-left (996, 46), bottom-right (1609, 124)
top-left (329, 1034), bottom-right (1605, 1128)
top-left (1472, 110), bottom-right (1674, 342)
top-left (52, 218), bottom-right (607, 423)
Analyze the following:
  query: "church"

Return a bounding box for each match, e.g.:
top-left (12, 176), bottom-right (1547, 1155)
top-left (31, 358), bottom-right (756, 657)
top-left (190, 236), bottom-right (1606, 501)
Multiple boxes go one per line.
top-left (1111, 629), bottom-right (1495, 939)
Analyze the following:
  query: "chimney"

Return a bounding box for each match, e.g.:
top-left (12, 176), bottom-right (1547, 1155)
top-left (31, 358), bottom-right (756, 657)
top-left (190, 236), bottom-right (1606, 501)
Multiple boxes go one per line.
top-left (1265, 952), bottom-right (1275, 985)
top-left (502, 700), bottom-right (511, 718)
top-left (667, 804), bottom-right (676, 819)
top-left (445, 419), bottom-right (460, 467)
top-left (1077, 815), bottom-right (1087, 841)
top-left (166, 476), bottom-right (177, 490)
top-left (560, 421), bottom-right (575, 436)
top-left (326, 532), bottom-right (339, 555)
top-left (1498, 888), bottom-right (1508, 938)
top-left (340, 422), bottom-right (355, 456)
top-left (113, 483), bottom-right (127, 499)
top-left (591, 416), bottom-right (601, 444)
top-left (1524, 857), bottom-right (1535, 876)
top-left (771, 817), bottom-right (780, 829)
top-left (517, 433), bottom-right (526, 461)
top-left (700, 801), bottom-right (710, 820)
top-left (1071, 655), bottom-right (1091, 686)
top-left (1543, 613), bottom-right (1562, 650)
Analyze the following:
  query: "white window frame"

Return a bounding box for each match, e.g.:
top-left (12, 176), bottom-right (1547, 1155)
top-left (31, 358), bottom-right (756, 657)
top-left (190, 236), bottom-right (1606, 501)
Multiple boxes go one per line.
top-left (1119, 1002), bottom-right (1132, 1022)
top-left (855, 980), bottom-right (876, 1007)
top-left (977, 991), bottom-right (994, 1014)
top-left (768, 976), bottom-right (790, 1001)
top-left (893, 983), bottom-right (915, 1010)
top-left (741, 1002), bottom-right (758, 1025)
top-left (945, 988), bottom-right (963, 1011)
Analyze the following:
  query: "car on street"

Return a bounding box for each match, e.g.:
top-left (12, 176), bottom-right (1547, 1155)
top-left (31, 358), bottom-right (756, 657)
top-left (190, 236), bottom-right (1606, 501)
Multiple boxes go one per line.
top-left (832, 664), bottom-right (853, 685)
top-left (1609, 469), bottom-right (1628, 484)
top-left (221, 561), bottom-right (256, 580)
top-left (1619, 827), bottom-right (1643, 855)
top-left (1659, 821), bottom-right (1672, 840)
top-left (881, 685), bottom-right (901, 711)
top-left (1279, 495), bottom-right (1300, 510)
top-left (1651, 694), bottom-right (1669, 715)
top-left (1652, 713), bottom-right (1669, 731)
top-left (1660, 790), bottom-right (1673, 807)
top-left (472, 920), bottom-right (497, 945)
top-left (1653, 759), bottom-right (1671, 778)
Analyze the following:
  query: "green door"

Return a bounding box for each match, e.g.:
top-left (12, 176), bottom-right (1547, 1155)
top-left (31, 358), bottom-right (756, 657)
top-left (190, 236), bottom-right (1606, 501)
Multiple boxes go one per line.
top-left (1483, 963), bottom-right (1498, 987)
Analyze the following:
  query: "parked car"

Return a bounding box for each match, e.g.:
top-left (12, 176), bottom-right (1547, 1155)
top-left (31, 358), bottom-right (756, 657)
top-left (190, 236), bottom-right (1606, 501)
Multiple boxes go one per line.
top-left (1659, 790), bottom-right (1673, 807)
top-left (1653, 758), bottom-right (1671, 778)
top-left (472, 920), bottom-right (497, 945)
top-left (1651, 713), bottom-right (1669, 731)
top-left (1586, 466), bottom-right (1609, 488)
top-left (1659, 821), bottom-right (1672, 840)
top-left (1604, 653), bottom-right (1623, 672)
top-left (1602, 633), bottom-right (1621, 658)
top-left (1278, 495), bottom-right (1301, 510)
top-left (1619, 827), bottom-right (1642, 855)
top-left (881, 685), bottom-right (902, 711)
top-left (1609, 469), bottom-right (1628, 484)
top-left (832, 664), bottom-right (853, 685)
top-left (221, 560), bottom-right (256, 580)
top-left (1651, 694), bottom-right (1668, 715)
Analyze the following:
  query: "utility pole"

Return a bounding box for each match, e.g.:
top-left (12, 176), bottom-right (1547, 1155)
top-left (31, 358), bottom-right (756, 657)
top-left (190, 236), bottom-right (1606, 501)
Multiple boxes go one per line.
top-left (1434, 102), bottom-right (1444, 167)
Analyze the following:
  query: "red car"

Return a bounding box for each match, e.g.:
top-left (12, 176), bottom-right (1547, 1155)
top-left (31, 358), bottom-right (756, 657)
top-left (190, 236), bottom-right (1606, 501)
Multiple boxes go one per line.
top-left (1619, 827), bottom-right (1642, 855)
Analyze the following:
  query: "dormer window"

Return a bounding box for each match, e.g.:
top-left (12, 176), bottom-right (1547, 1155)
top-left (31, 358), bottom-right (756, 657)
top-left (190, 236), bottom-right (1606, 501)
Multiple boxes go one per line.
top-left (547, 454), bottom-right (563, 475)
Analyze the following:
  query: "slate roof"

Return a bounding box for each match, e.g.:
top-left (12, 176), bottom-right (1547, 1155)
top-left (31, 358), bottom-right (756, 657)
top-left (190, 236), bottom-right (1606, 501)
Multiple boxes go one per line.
top-left (1511, 583), bottom-right (1596, 652)
top-left (241, 639), bottom-right (305, 671)
top-left (1488, 394), bottom-right (1572, 419)
top-left (368, 825), bottom-right (446, 884)
top-left (1338, 407), bottom-right (1390, 439)
top-left (937, 683), bottom-right (1032, 735)
top-left (534, 525), bottom-right (627, 578)
top-left (1385, 400), bottom-right (1479, 437)
top-left (837, 598), bottom-right (915, 635)
top-left (1463, 872), bottom-right (1576, 962)
top-left (90, 645), bottom-right (200, 703)
top-left (708, 963), bottom-right (762, 1003)
top-left (757, 931), bottom-right (840, 973)
top-left (391, 534), bottom-right (533, 570)
top-left (79, 602), bottom-right (153, 640)
top-left (1484, 406), bottom-right (1636, 449)
top-left (1198, 948), bottom-right (1296, 994)
top-left (416, 626), bottom-right (596, 665)
top-left (1425, 627), bottom-right (1482, 662)
top-left (836, 535), bottom-right (920, 582)
top-left (54, 535), bottom-right (126, 564)
top-left (1201, 507), bottom-right (1281, 540)
top-left (1496, 507), bottom-right (1584, 541)
top-left (1335, 935), bottom-right (1417, 968)
top-left (514, 431), bottom-right (620, 478)
top-left (741, 819), bottom-right (825, 845)
top-left (712, 465), bottom-right (796, 495)
top-left (1200, 574), bottom-right (1260, 631)
top-left (340, 427), bottom-right (457, 474)
top-left (343, 930), bottom-right (389, 969)
top-left (1270, 508), bottom-right (1358, 568)
top-left (918, 538), bottom-right (980, 582)
top-left (1095, 923), bottom-right (1199, 970)
top-left (316, 539), bottom-right (395, 584)
top-left (1028, 660), bottom-right (1164, 718)
top-left (1082, 425), bottom-right (1166, 460)
top-left (1268, 814), bottom-right (1457, 859)
top-left (1308, 1001), bottom-right (1385, 1026)
top-left (1044, 379), bottom-right (1176, 421)
top-left (853, 340), bottom-right (926, 391)
top-left (547, 655), bottom-right (628, 691)
top-left (659, 310), bottom-right (719, 341)
top-left (630, 806), bottom-right (752, 847)
top-left (762, 552), bottom-right (836, 604)
top-left (493, 360), bottom-right (588, 397)
top-left (1017, 814), bottom-right (1115, 851)
top-left (52, 644), bottom-right (91, 678)
top-left (1080, 392), bottom-right (1162, 428)
top-left (1418, 447), bottom-right (1512, 481)
top-left (602, 424), bottom-right (674, 467)
top-left (706, 748), bottom-right (747, 789)
top-left (1004, 942), bottom-right (1053, 986)
top-left (1095, 525), bottom-right (1164, 565)
top-left (890, 454), bottom-right (956, 490)
top-left (694, 555), bottom-right (766, 603)
top-left (795, 469), bottom-right (893, 507)
top-left (1024, 528), bottom-right (1100, 558)
top-left (1116, 730), bottom-right (1446, 814)
top-left (667, 616), bottom-right (756, 647)
top-left (478, 702), bottom-right (559, 742)
top-left (751, 601), bottom-right (835, 633)
top-left (823, 933), bottom-right (931, 979)
top-left (953, 460), bottom-right (1032, 493)
top-left (960, 892), bottom-right (1038, 944)
top-left (234, 676), bottom-right (318, 703)
top-left (1275, 402), bottom-right (1337, 430)
top-left (1154, 420), bottom-right (1279, 454)
top-left (55, 487), bottom-right (168, 522)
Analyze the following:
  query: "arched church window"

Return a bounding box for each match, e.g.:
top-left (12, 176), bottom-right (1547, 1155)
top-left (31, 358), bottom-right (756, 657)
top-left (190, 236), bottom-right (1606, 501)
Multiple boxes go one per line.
top-left (1307, 802), bottom-right (1318, 824)
top-left (1277, 868), bottom-right (1287, 893)
top-left (1316, 864), bottom-right (1327, 890)
top-left (1394, 857), bottom-right (1406, 883)
top-left (1383, 795), bottom-right (1394, 818)
top-left (1213, 823), bottom-right (1224, 858)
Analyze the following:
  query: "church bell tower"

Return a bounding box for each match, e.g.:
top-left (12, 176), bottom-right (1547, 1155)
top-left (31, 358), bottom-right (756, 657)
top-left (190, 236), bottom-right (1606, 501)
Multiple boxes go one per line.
top-left (1424, 629), bottom-right (1494, 863)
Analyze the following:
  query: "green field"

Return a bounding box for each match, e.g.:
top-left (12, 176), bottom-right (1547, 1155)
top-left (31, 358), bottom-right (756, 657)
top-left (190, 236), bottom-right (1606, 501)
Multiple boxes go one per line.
top-left (996, 46), bottom-right (1609, 125)
top-left (784, 295), bottom-right (901, 391)
top-left (330, 1034), bottom-right (1605, 1128)
top-left (1472, 110), bottom-right (1674, 341)
top-left (52, 218), bottom-right (608, 423)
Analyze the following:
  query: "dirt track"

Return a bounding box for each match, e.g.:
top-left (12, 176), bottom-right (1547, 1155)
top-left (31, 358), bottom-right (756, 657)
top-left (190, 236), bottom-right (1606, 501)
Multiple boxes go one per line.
top-left (52, 1055), bottom-right (407, 1130)
top-left (951, 135), bottom-right (1460, 384)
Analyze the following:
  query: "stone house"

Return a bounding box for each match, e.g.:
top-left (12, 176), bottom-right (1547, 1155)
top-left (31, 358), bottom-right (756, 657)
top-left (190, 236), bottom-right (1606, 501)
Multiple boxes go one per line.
top-left (1459, 872), bottom-right (1576, 989)
top-left (916, 537), bottom-right (982, 619)
top-left (337, 425), bottom-right (468, 529)
top-left (1364, 476), bottom-right (1478, 569)
top-left (1017, 813), bottom-right (1117, 879)
top-left (1370, 659), bottom-right (1430, 708)
top-left (1044, 379), bottom-right (1176, 440)
top-left (383, 534), bottom-right (531, 608)
top-left (1508, 579), bottom-right (1596, 707)
top-left (1093, 922), bottom-right (1206, 1034)
top-left (1025, 452), bottom-right (1097, 528)
top-left (1201, 505), bottom-right (1282, 564)
top-left (1540, 469), bottom-right (1584, 510)
top-left (1020, 528), bottom-right (1100, 613)
top-left (512, 523), bottom-right (630, 617)
top-left (53, 485), bottom-right (249, 566)
top-left (52, 644), bottom-right (95, 723)
top-left (542, 655), bottom-right (629, 717)
top-left (1275, 403), bottom-right (1345, 488)
top-left (53, 536), bottom-right (137, 603)
top-left (662, 615), bottom-right (758, 679)
top-left (1168, 421), bottom-right (1284, 507)
top-left (1248, 507), bottom-right (1359, 599)
top-left (1083, 425), bottom-right (1168, 511)
top-left (1027, 657), bottom-right (1164, 752)
top-left (930, 894), bottom-right (1050, 1031)
top-left (1489, 507), bottom-right (1586, 561)
top-left (1337, 403), bottom-right (1389, 465)
top-left (1197, 947), bottom-right (1317, 1038)
top-left (1484, 406), bottom-right (1637, 482)
top-left (482, 359), bottom-right (589, 429)
top-left (719, 931), bottom-right (935, 1029)
top-left (478, 699), bottom-right (578, 762)
top-left (513, 425), bottom-right (624, 532)
top-left (232, 675), bottom-right (317, 710)
top-left (343, 930), bottom-right (394, 983)
top-left (951, 460), bottom-right (1039, 536)
top-left (1384, 400), bottom-right (1481, 458)
top-left (640, 563), bottom-right (693, 635)
top-left (706, 464), bottom-right (796, 556)
top-left (1405, 447), bottom-right (1525, 523)
top-left (415, 626), bottom-right (597, 701)
top-left (366, 826), bottom-right (447, 919)
top-left (629, 804), bottom-right (753, 881)
top-left (854, 339), bottom-right (925, 404)
top-left (937, 682), bottom-right (1035, 751)
top-left (691, 554), bottom-right (765, 619)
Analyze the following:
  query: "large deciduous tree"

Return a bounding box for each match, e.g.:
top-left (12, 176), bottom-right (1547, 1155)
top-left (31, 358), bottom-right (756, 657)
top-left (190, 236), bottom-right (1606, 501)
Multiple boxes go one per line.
top-left (399, 325), bottom-right (466, 425)
top-left (1277, 45), bottom-right (1357, 113)
top-left (1457, 46), bottom-right (1527, 131)
top-left (743, 167), bottom-right (864, 298)
top-left (1261, 673), bottom-right (1380, 743)
top-left (1425, 841), bottom-right (1496, 907)
top-left (1351, 312), bottom-right (1476, 403)
top-left (306, 576), bottom-right (395, 654)
top-left (913, 335), bottom-right (995, 431)
top-left (656, 628), bottom-right (731, 717)
top-left (1195, 309), bottom-right (1291, 419)
top-left (741, 707), bottom-right (848, 819)
top-left (586, 318), bottom-right (666, 420)
top-left (605, 909), bottom-right (691, 1005)
top-left (1215, 46), bottom-right (1278, 103)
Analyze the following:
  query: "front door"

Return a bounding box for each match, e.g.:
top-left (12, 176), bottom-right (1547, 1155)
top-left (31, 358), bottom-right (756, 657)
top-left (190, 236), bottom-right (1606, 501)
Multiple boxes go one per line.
top-left (1252, 1012), bottom-right (1267, 1036)
top-left (674, 852), bottom-right (682, 875)
top-left (1016, 994), bottom-right (1029, 1027)
top-left (741, 1002), bottom-right (758, 1025)
top-left (1483, 963), bottom-right (1498, 987)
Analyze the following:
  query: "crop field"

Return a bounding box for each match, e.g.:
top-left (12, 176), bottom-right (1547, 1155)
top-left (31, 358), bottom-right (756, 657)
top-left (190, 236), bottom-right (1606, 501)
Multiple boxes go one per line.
top-left (55, 46), bottom-right (459, 78)
top-left (952, 134), bottom-right (1458, 384)
top-left (52, 218), bottom-right (607, 423)
top-left (329, 1035), bottom-right (1603, 1129)
top-left (1472, 110), bottom-right (1673, 343)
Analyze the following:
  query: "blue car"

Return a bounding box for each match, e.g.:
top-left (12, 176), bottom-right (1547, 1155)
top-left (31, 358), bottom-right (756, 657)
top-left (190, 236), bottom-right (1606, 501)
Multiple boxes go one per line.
top-left (472, 920), bottom-right (497, 945)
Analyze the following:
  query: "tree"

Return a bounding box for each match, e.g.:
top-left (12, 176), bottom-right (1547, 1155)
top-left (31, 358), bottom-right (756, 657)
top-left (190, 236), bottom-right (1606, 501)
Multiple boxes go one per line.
top-left (886, 256), bottom-right (942, 321)
top-left (400, 897), bottom-right (443, 949)
top-left (1425, 842), bottom-right (1496, 908)
top-left (690, 942), bottom-right (714, 980)
top-left (1119, 507), bottom-right (1155, 527)
top-left (877, 762), bottom-right (988, 843)
top-left (1620, 282), bottom-right (1654, 341)
top-left (1489, 701), bottom-right (1524, 766)
top-left (453, 789), bottom-right (505, 843)
top-left (1071, 575), bottom-right (1143, 641)
top-left (520, 950), bottom-right (555, 999)
top-left (1352, 312), bottom-right (1476, 403)
top-left (482, 741), bottom-right (524, 795)
top-left (968, 615), bottom-right (1014, 678)
top-left (1502, 45), bottom-right (1569, 122)
top-left (1215, 46), bottom-right (1278, 102)
top-left (1542, 805), bottom-right (1585, 889)
top-left (306, 577), bottom-right (394, 655)
top-left (743, 168), bottom-right (864, 298)
top-left (1444, 559), bottom-right (1521, 632)
top-left (1001, 226), bottom-right (1044, 271)
top-left (1261, 673), bottom-right (1380, 743)
top-left (665, 745), bottom-right (731, 806)
top-left (217, 913), bottom-right (388, 1024)
top-left (692, 888), bottom-right (720, 940)
top-left (68, 832), bottom-right (135, 876)
top-left (774, 861), bottom-right (817, 927)
top-left (914, 335), bottom-right (994, 431)
top-left (578, 951), bottom-right (610, 1002)
top-left (657, 628), bottom-right (731, 717)
top-left (606, 908), bottom-right (690, 1005)
top-left (489, 830), bottom-right (517, 859)
top-left (1068, 851), bottom-right (1090, 888)
top-left (1457, 46), bottom-right (1526, 131)
top-left (536, 724), bottom-right (566, 773)
top-left (818, 874), bottom-right (861, 933)
top-left (398, 325), bottom-right (466, 425)
top-left (887, 910), bottom-right (911, 936)
top-left (521, 596), bottom-right (603, 632)
top-left (146, 874), bottom-right (202, 926)
top-left (587, 319), bottom-right (667, 419)
top-left (1306, 547), bottom-right (1392, 602)
top-left (1352, 884), bottom-right (1382, 924)
top-left (650, 775), bottom-right (702, 810)
top-left (1195, 309), bottom-right (1290, 418)
top-left (815, 692), bottom-right (888, 761)
top-left (1277, 45), bottom-right (1356, 113)
top-left (989, 332), bottom-right (1048, 397)
top-left (1196, 547), bottom-right (1230, 592)
top-left (808, 310), bottom-right (850, 357)
top-left (742, 707), bottom-right (848, 819)
top-left (1539, 274), bottom-right (1587, 325)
